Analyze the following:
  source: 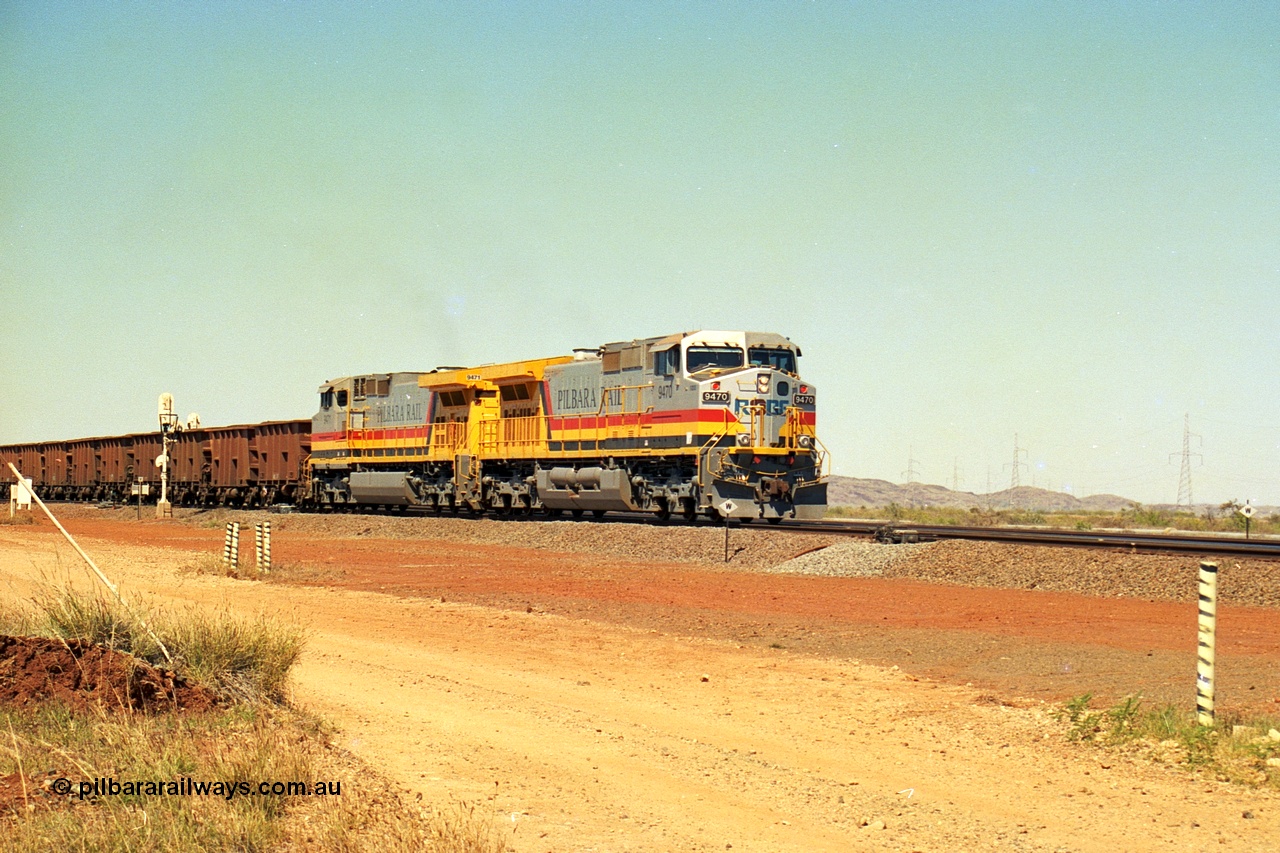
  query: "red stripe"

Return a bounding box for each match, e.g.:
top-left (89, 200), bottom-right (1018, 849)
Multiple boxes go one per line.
top-left (315, 426), bottom-right (432, 443)
top-left (546, 407), bottom-right (738, 431)
top-left (314, 410), bottom-right (814, 441)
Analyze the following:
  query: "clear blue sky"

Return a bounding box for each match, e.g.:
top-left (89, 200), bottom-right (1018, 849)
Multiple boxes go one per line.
top-left (2, 2), bottom-right (1277, 505)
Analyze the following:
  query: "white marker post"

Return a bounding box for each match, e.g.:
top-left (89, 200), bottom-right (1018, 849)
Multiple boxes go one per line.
top-left (1196, 560), bottom-right (1218, 726)
top-left (720, 499), bottom-right (737, 562)
top-left (223, 522), bottom-right (241, 573)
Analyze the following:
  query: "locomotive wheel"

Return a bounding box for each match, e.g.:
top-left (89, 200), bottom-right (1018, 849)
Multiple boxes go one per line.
top-left (680, 498), bottom-right (697, 523)
top-left (766, 516), bottom-right (783, 525)
top-left (571, 508), bottom-right (585, 519)
top-left (655, 499), bottom-right (671, 523)
top-left (592, 509), bottom-right (607, 519)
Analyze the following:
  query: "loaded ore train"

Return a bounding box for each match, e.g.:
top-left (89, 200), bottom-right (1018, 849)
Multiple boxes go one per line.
top-left (1, 330), bottom-right (826, 522)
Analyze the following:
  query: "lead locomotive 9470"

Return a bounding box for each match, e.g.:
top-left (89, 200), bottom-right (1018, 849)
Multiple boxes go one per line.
top-left (2, 330), bottom-right (827, 522)
top-left (311, 329), bottom-right (826, 521)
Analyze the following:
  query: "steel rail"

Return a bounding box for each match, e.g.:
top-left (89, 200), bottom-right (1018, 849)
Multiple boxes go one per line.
top-left (783, 519), bottom-right (1280, 559)
top-left (358, 507), bottom-right (1280, 559)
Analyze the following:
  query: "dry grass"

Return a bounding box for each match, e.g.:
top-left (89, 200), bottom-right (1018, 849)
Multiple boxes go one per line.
top-left (19, 586), bottom-right (304, 705)
top-left (1, 587), bottom-right (509, 851)
top-left (181, 553), bottom-right (347, 586)
top-left (0, 704), bottom-right (510, 852)
top-left (260, 562), bottom-right (349, 585)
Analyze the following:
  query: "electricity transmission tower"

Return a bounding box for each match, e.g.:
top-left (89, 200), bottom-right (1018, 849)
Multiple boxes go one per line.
top-left (951, 457), bottom-right (963, 492)
top-left (1169, 413), bottom-right (1202, 507)
top-left (902, 446), bottom-right (921, 484)
top-left (1003, 433), bottom-right (1029, 490)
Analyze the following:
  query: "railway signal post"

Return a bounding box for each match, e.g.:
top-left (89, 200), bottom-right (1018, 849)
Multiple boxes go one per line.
top-left (156, 393), bottom-right (178, 519)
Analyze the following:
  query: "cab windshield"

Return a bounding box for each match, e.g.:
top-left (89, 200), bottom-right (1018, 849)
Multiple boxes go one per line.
top-left (748, 347), bottom-right (797, 374)
top-left (685, 346), bottom-right (744, 373)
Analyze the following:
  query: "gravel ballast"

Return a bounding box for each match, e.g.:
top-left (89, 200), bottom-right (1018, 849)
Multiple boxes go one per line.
top-left (59, 506), bottom-right (1280, 609)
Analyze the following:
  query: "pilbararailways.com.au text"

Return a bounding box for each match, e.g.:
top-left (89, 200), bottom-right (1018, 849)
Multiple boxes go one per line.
top-left (51, 777), bottom-right (342, 801)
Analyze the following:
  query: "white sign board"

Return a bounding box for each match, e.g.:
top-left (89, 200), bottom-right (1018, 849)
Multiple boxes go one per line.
top-left (9, 478), bottom-right (33, 512)
top-left (719, 499), bottom-right (737, 516)
top-left (1240, 504), bottom-right (1255, 519)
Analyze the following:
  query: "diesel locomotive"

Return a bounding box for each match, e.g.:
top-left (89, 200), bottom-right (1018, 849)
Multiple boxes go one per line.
top-left (308, 330), bottom-right (826, 521)
top-left (1, 329), bottom-right (827, 521)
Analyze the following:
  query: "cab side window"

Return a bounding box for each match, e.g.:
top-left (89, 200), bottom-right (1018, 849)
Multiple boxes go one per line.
top-left (653, 349), bottom-right (678, 377)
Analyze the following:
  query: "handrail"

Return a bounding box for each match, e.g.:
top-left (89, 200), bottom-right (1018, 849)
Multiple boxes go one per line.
top-left (781, 405), bottom-right (819, 450)
top-left (699, 406), bottom-right (740, 478)
top-left (597, 382), bottom-right (654, 417)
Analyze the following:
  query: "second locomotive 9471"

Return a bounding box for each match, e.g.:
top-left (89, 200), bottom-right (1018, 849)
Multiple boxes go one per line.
top-left (308, 330), bottom-right (826, 521)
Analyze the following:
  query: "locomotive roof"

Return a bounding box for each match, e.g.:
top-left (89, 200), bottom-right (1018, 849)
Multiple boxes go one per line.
top-left (599, 330), bottom-right (797, 352)
top-left (316, 331), bottom-right (801, 391)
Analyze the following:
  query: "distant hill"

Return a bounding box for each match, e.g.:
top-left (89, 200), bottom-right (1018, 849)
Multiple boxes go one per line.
top-left (826, 476), bottom-right (1133, 512)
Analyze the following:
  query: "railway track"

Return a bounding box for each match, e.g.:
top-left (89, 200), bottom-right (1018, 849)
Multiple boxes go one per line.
top-left (478, 509), bottom-right (1280, 561)
top-left (46, 496), bottom-right (1280, 560)
top-left (786, 518), bottom-right (1280, 560)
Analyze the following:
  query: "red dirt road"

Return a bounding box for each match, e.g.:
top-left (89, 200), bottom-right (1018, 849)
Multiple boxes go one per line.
top-left (40, 511), bottom-right (1280, 711)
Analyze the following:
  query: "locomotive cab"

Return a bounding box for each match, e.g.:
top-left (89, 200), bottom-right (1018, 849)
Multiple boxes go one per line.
top-left (662, 331), bottom-right (824, 521)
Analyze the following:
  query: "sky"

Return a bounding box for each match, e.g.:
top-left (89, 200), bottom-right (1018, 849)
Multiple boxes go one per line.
top-left (2, 2), bottom-right (1278, 506)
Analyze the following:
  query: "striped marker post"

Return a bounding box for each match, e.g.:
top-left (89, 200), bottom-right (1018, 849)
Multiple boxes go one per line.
top-left (262, 520), bottom-right (271, 573)
top-left (254, 521), bottom-right (272, 573)
top-left (1196, 560), bottom-right (1218, 726)
top-left (223, 522), bottom-right (240, 573)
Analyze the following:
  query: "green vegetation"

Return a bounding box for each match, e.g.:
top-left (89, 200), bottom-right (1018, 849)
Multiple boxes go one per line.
top-left (1057, 694), bottom-right (1280, 789)
top-left (827, 503), bottom-right (1280, 535)
top-left (1, 587), bottom-right (508, 851)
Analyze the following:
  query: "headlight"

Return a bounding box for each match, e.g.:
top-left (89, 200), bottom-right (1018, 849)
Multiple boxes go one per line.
top-left (797, 435), bottom-right (813, 449)
top-left (736, 433), bottom-right (752, 446)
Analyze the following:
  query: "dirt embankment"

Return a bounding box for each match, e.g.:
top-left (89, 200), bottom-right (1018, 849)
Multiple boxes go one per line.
top-left (0, 635), bottom-right (216, 714)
